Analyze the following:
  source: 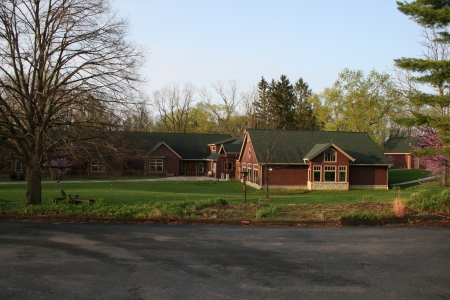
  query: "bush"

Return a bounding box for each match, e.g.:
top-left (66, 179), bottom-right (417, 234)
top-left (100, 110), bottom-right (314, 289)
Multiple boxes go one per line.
top-left (255, 204), bottom-right (278, 219)
top-left (407, 189), bottom-right (450, 214)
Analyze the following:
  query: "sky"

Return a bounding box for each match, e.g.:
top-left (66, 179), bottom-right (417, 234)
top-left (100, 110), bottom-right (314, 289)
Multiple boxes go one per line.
top-left (111, 0), bottom-right (425, 98)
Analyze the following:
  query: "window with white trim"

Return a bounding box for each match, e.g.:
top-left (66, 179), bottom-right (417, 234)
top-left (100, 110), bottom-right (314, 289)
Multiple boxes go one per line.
top-left (324, 165), bottom-right (336, 182)
top-left (339, 166), bottom-right (347, 182)
top-left (149, 159), bottom-right (163, 172)
top-left (324, 148), bottom-right (336, 162)
top-left (253, 164), bottom-right (259, 184)
top-left (211, 145), bottom-right (216, 153)
top-left (313, 165), bottom-right (321, 182)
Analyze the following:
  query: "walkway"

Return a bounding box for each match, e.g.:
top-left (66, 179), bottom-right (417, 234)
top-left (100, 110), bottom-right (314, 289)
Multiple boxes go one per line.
top-left (0, 176), bottom-right (218, 185)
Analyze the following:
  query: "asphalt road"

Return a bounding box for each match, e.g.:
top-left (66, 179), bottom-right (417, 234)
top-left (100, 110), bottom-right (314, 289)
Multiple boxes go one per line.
top-left (0, 222), bottom-right (449, 300)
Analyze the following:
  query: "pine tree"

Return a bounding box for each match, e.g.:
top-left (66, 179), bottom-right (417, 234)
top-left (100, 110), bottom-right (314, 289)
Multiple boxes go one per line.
top-left (269, 75), bottom-right (297, 130)
top-left (294, 78), bottom-right (318, 130)
top-left (253, 77), bottom-right (274, 129)
top-left (395, 0), bottom-right (450, 186)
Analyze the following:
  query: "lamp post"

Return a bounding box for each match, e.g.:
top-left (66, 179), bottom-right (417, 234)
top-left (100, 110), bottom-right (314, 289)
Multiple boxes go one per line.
top-left (241, 171), bottom-right (249, 203)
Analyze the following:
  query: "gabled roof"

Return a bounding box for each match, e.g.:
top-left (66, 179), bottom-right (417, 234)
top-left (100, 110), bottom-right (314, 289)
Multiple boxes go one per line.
top-left (244, 129), bottom-right (391, 165)
top-left (303, 143), bottom-right (355, 162)
top-left (148, 142), bottom-right (182, 158)
top-left (125, 132), bottom-right (231, 160)
top-left (384, 137), bottom-right (418, 154)
top-left (221, 143), bottom-right (242, 154)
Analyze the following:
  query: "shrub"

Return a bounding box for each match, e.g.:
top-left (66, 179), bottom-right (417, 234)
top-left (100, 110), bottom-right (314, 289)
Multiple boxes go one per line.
top-left (255, 204), bottom-right (278, 219)
top-left (393, 197), bottom-right (408, 217)
top-left (407, 189), bottom-right (450, 214)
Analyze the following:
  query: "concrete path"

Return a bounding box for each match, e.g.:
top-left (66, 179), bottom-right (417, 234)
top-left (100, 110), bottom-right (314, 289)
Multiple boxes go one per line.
top-left (390, 176), bottom-right (435, 186)
top-left (0, 176), bottom-right (220, 185)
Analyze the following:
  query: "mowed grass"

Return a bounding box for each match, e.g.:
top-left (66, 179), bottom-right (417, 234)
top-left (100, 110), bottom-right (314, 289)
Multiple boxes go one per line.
top-left (0, 169), bottom-right (441, 208)
top-left (388, 169), bottom-right (432, 185)
top-left (1, 179), bottom-right (399, 207)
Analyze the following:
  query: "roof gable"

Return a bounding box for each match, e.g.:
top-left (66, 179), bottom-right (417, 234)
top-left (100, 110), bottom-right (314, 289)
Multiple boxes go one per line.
top-left (148, 142), bottom-right (182, 158)
top-left (303, 143), bottom-right (355, 162)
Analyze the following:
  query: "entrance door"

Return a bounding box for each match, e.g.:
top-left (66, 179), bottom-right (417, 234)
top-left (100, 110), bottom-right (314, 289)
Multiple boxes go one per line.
top-left (185, 162), bottom-right (197, 175)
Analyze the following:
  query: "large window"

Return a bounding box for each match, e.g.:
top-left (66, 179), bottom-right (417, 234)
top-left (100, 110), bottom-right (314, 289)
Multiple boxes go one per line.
top-left (339, 166), bottom-right (347, 182)
top-left (324, 166), bottom-right (336, 182)
top-left (324, 148), bottom-right (336, 162)
top-left (313, 165), bottom-right (321, 181)
top-left (150, 159), bottom-right (163, 172)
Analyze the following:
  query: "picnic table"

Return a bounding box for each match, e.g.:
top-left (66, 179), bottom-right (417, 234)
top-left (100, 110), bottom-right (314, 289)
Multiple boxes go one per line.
top-left (52, 190), bottom-right (95, 205)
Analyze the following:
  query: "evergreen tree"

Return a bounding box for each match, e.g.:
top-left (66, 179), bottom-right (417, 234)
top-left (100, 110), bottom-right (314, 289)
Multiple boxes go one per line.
top-left (294, 78), bottom-right (318, 130)
top-left (253, 77), bottom-right (274, 129)
top-left (269, 75), bottom-right (297, 130)
top-left (395, 0), bottom-right (450, 186)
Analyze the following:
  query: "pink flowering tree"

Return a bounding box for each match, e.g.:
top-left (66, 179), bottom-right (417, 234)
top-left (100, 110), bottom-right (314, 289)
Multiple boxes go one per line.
top-left (49, 148), bottom-right (75, 183)
top-left (413, 126), bottom-right (450, 186)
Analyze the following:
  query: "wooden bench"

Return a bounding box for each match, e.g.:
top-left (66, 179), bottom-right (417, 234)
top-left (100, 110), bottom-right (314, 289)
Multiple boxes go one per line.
top-left (52, 190), bottom-right (95, 205)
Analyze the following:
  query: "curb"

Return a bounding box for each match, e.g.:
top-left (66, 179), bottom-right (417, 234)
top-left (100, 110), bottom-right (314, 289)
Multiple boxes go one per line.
top-left (0, 215), bottom-right (447, 226)
top-left (0, 215), bottom-right (340, 226)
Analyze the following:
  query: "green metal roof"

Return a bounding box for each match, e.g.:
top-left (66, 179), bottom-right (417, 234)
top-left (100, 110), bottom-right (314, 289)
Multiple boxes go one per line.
top-left (384, 137), bottom-right (418, 153)
top-left (127, 132), bottom-right (231, 159)
top-left (246, 129), bottom-right (391, 165)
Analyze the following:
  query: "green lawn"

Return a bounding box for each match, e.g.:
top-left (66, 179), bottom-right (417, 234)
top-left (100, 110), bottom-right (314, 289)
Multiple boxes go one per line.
top-left (0, 169), bottom-right (443, 208)
top-left (388, 168), bottom-right (432, 185)
top-left (0, 179), bottom-right (413, 207)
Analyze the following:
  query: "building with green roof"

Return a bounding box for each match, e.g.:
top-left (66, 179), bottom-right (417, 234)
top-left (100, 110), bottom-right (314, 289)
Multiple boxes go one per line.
top-left (238, 129), bottom-right (392, 190)
top-left (384, 137), bottom-right (423, 169)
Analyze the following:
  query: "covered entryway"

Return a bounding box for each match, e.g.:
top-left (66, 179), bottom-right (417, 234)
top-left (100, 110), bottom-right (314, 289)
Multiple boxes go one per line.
top-left (185, 161), bottom-right (197, 175)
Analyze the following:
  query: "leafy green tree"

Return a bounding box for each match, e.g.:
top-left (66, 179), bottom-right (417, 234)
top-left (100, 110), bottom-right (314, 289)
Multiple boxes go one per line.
top-left (395, 0), bottom-right (450, 185)
top-left (314, 69), bottom-right (402, 146)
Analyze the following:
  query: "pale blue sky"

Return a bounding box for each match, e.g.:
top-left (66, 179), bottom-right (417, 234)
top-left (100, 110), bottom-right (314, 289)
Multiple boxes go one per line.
top-left (112, 0), bottom-right (424, 96)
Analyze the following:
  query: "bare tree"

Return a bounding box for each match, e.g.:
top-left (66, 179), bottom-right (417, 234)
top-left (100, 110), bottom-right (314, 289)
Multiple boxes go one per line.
top-left (200, 80), bottom-right (242, 136)
top-left (0, 0), bottom-right (144, 205)
top-left (153, 82), bottom-right (195, 133)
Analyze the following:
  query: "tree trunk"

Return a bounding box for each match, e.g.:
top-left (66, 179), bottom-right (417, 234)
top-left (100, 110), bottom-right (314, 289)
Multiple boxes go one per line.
top-left (265, 164), bottom-right (270, 199)
top-left (26, 163), bottom-right (42, 205)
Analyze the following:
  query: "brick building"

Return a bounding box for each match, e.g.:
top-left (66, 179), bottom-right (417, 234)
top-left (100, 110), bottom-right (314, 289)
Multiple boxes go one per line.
top-left (237, 129), bottom-right (392, 190)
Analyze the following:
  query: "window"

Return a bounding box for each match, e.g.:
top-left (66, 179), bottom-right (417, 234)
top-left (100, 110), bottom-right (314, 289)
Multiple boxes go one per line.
top-left (228, 162), bottom-right (234, 171)
top-left (198, 162), bottom-right (204, 173)
top-left (324, 148), bottom-right (336, 162)
top-left (313, 165), bottom-right (321, 182)
top-left (253, 164), bottom-right (259, 184)
top-left (339, 166), bottom-right (347, 182)
top-left (149, 159), bottom-right (163, 172)
top-left (92, 161), bottom-right (105, 172)
top-left (324, 166), bottom-right (336, 182)
top-left (211, 145), bottom-right (216, 153)
top-left (247, 164), bottom-right (252, 182)
top-left (248, 149), bottom-right (252, 157)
